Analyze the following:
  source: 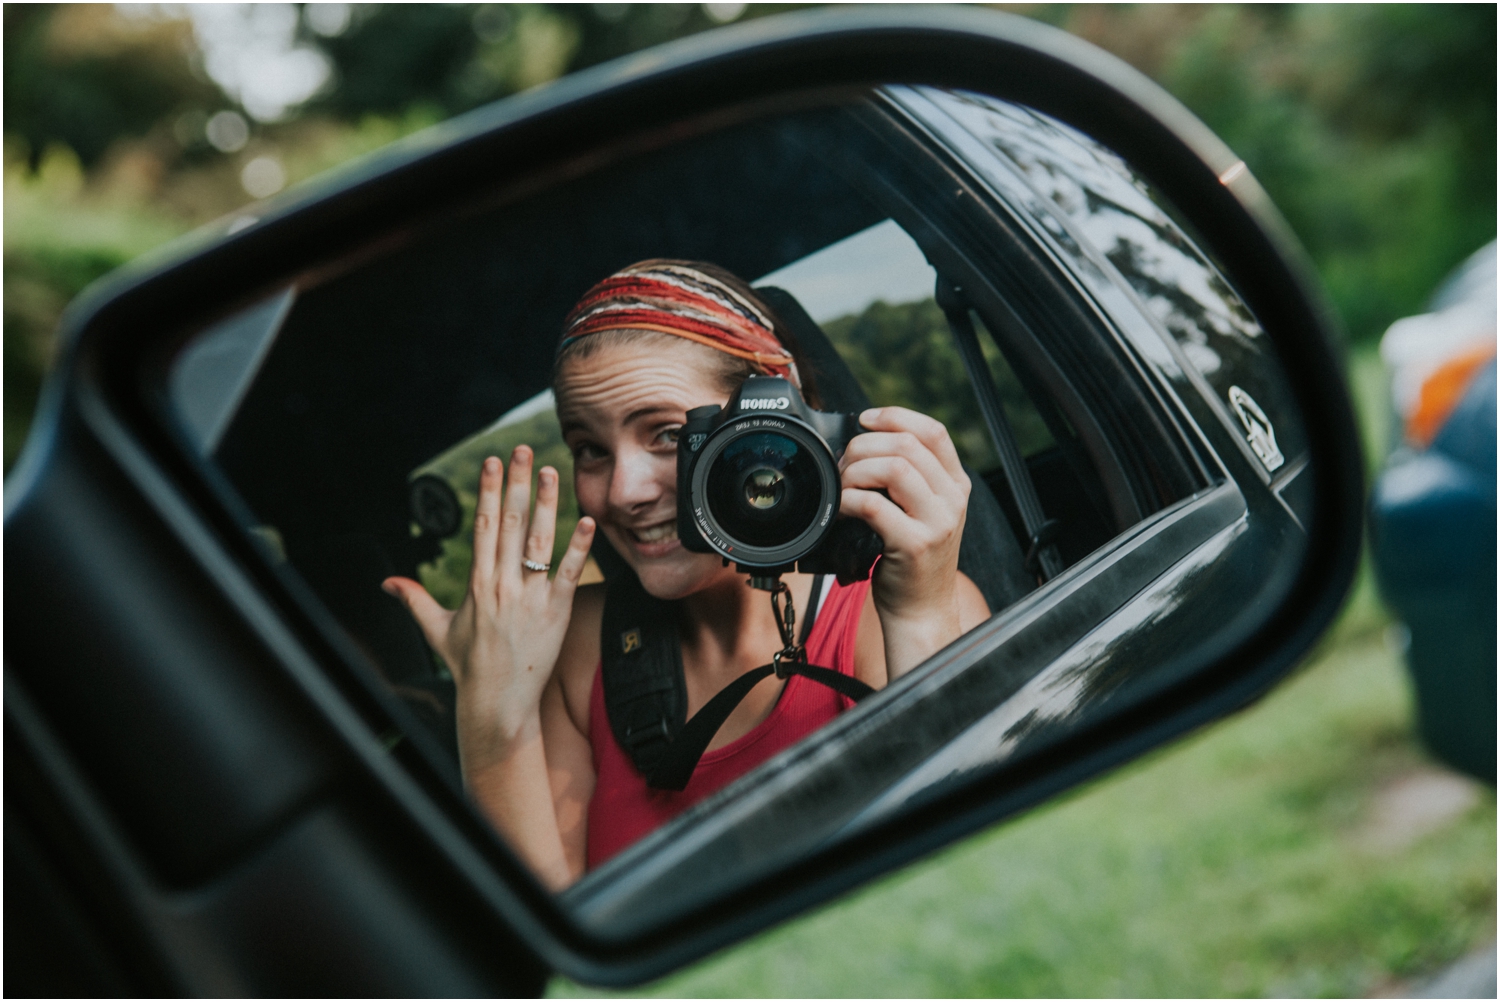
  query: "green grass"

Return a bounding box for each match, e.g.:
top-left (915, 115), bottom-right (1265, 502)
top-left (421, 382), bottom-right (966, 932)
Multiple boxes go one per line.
top-left (551, 626), bottom-right (1494, 998)
top-left (548, 343), bottom-right (1494, 997)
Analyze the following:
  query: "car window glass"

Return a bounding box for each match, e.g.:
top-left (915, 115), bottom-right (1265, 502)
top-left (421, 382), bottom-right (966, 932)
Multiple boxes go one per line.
top-left (757, 218), bottom-right (1002, 474)
top-left (916, 87), bottom-right (1307, 474)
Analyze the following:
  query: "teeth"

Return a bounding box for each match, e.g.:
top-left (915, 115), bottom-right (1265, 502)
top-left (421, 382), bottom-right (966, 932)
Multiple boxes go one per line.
top-left (634, 522), bottom-right (677, 543)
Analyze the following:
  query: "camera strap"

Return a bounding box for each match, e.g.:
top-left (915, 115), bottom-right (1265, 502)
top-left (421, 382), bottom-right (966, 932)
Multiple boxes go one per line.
top-left (600, 571), bottom-right (688, 779)
top-left (600, 571), bottom-right (874, 792)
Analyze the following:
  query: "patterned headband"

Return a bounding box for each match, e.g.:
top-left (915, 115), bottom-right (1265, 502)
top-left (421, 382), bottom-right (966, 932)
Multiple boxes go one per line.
top-left (559, 260), bottom-right (798, 384)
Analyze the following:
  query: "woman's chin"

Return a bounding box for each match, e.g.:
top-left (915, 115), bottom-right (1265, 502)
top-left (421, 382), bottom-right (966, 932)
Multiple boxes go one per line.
top-left (634, 551), bottom-right (726, 600)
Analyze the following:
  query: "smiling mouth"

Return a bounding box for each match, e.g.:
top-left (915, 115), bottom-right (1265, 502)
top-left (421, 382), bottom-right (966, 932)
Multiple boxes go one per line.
top-left (629, 521), bottom-right (678, 545)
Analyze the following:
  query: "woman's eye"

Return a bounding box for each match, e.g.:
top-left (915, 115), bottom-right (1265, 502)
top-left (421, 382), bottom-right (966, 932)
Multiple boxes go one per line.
top-left (572, 442), bottom-right (606, 462)
top-left (656, 426), bottom-right (681, 446)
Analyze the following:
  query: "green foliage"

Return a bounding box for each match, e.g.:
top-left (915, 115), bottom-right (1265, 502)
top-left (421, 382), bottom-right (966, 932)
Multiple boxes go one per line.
top-left (4, 3), bottom-right (1491, 469)
top-left (3, 144), bottom-right (190, 470)
top-left (308, 6), bottom-right (494, 117)
top-left (1146, 5), bottom-right (1495, 343)
top-left (304, 4), bottom-right (803, 120)
top-left (3, 244), bottom-right (129, 465)
top-left (822, 298), bottom-right (1054, 469)
top-left (3, 5), bottom-right (224, 169)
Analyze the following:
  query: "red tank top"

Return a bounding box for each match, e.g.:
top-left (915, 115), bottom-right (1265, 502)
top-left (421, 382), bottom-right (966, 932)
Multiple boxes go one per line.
top-left (586, 576), bottom-right (869, 869)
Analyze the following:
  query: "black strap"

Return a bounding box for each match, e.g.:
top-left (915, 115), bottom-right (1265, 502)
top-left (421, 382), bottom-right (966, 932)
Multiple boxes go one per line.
top-left (1023, 518), bottom-right (1064, 577)
top-left (600, 572), bottom-right (687, 778)
top-left (602, 569), bottom-right (871, 791)
top-left (647, 660), bottom-right (874, 791)
top-left (935, 275), bottom-right (1063, 581)
top-left (797, 575), bottom-right (826, 647)
top-left (646, 664), bottom-right (776, 791)
top-left (789, 662), bottom-right (877, 703)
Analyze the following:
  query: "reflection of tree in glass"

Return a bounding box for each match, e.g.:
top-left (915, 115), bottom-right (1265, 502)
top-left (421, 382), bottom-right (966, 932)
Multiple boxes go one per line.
top-left (822, 297), bottom-right (1054, 466)
top-left (412, 408), bottom-right (580, 610)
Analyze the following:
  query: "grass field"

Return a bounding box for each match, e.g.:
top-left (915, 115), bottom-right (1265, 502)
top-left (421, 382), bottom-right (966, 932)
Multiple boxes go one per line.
top-left (550, 347), bottom-right (1496, 997)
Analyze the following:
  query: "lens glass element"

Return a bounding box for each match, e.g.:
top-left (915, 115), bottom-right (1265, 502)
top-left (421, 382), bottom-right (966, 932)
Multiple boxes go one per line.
top-left (705, 431), bottom-right (822, 548)
top-left (745, 469), bottom-right (785, 509)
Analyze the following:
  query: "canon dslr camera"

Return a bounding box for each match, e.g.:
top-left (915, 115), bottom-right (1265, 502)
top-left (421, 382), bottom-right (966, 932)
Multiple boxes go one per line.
top-left (677, 375), bottom-right (882, 581)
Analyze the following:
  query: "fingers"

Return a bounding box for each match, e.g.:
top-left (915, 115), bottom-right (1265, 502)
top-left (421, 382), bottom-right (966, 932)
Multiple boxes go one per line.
top-left (858, 407), bottom-right (966, 483)
top-left (497, 445), bottom-right (534, 588)
top-left (841, 430), bottom-right (958, 500)
top-left (550, 517), bottom-right (597, 598)
top-left (840, 487), bottom-right (920, 543)
top-left (382, 576), bottom-right (455, 651)
top-left (527, 466), bottom-right (560, 568)
top-left (471, 456), bottom-right (503, 587)
top-left (841, 455), bottom-right (947, 523)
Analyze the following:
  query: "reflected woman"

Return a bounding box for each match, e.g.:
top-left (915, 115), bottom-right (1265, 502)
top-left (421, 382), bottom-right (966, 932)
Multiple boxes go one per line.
top-left (383, 260), bottom-right (988, 889)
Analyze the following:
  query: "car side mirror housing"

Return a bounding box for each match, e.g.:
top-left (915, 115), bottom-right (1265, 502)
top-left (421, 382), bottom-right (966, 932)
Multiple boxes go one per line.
top-left (5, 7), bottom-right (1362, 993)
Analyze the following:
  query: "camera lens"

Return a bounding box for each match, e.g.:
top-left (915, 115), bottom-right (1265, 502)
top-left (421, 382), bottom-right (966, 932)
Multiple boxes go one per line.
top-left (706, 431), bottom-right (822, 548)
top-left (744, 469), bottom-right (785, 509)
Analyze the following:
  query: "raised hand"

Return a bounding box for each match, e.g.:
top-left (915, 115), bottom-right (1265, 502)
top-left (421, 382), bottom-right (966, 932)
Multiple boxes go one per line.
top-left (383, 446), bottom-right (595, 776)
top-left (837, 406), bottom-right (973, 676)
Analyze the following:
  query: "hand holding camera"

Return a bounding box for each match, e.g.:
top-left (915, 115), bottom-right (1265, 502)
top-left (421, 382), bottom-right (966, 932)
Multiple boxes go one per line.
top-left (838, 405), bottom-right (974, 672)
top-left (677, 375), bottom-right (974, 676)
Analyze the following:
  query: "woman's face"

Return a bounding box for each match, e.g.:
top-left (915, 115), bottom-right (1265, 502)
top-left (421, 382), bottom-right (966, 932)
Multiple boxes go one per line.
top-left (556, 336), bottom-right (735, 599)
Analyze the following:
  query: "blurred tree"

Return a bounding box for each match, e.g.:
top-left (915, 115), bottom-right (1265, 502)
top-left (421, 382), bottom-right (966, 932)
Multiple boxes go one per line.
top-left (822, 298), bottom-right (1051, 469)
top-left (303, 5), bottom-right (485, 117)
top-left (565, 3), bottom-right (768, 73)
top-left (300, 3), bottom-right (798, 119)
top-left (3, 4), bottom-right (225, 169)
top-left (1322, 3), bottom-right (1496, 195)
top-left (1065, 3), bottom-right (1495, 343)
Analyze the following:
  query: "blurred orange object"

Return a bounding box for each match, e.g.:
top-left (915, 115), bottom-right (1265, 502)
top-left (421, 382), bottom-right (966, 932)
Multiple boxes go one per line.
top-left (1407, 343), bottom-right (1498, 447)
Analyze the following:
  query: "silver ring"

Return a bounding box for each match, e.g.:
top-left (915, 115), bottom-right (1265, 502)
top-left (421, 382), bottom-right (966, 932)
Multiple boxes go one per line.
top-left (522, 558), bottom-right (551, 573)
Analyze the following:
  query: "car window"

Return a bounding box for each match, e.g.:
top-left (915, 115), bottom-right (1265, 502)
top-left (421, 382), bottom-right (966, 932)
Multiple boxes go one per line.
top-left (910, 87), bottom-right (1307, 478)
top-left (759, 220), bottom-right (1048, 465)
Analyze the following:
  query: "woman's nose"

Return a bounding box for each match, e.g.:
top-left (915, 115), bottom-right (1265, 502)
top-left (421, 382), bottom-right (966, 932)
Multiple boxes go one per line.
top-left (609, 447), bottom-right (670, 512)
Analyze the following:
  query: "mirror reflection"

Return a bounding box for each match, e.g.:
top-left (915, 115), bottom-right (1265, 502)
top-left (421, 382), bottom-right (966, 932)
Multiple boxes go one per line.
top-left (169, 84), bottom-right (1308, 911)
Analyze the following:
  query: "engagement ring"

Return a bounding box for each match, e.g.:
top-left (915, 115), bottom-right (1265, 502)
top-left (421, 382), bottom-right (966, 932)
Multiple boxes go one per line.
top-left (523, 558), bottom-right (551, 572)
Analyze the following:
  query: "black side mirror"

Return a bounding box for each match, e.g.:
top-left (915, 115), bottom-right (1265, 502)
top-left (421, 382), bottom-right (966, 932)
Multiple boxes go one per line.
top-left (5, 7), bottom-right (1361, 993)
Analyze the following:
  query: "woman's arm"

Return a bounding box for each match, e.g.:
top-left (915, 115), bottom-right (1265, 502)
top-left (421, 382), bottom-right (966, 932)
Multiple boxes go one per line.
top-left (840, 407), bottom-right (988, 682)
top-left (539, 585), bottom-right (603, 883)
top-left (854, 570), bottom-right (989, 689)
top-left (382, 446), bottom-right (595, 890)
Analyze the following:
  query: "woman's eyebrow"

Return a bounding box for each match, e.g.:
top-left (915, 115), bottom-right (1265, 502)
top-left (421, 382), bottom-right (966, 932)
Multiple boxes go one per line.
top-left (623, 404), bottom-right (682, 426)
top-left (556, 401), bottom-right (683, 437)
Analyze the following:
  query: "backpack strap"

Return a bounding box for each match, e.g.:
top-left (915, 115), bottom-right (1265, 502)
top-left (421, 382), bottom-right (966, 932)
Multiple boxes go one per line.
top-left (599, 571), bottom-right (687, 778)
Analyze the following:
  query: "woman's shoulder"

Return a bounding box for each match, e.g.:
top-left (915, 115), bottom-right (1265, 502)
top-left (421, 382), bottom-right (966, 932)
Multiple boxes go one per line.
top-left (555, 582), bottom-right (605, 731)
